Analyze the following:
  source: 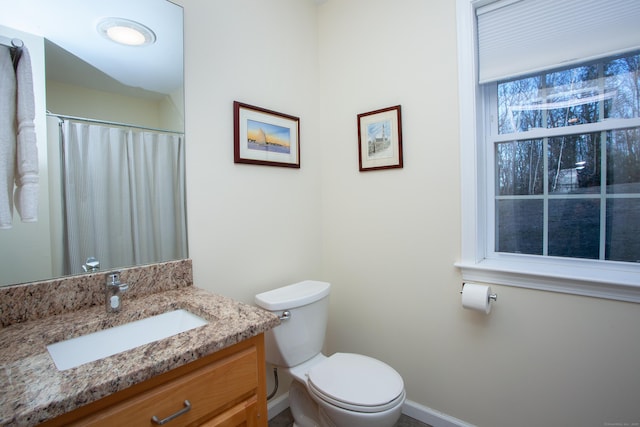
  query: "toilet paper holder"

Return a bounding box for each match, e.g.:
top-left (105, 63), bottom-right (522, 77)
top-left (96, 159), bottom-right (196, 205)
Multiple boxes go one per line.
top-left (460, 283), bottom-right (498, 302)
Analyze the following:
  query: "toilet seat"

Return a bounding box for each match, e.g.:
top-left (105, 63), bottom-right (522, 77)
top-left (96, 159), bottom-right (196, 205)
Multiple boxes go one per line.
top-left (307, 353), bottom-right (405, 413)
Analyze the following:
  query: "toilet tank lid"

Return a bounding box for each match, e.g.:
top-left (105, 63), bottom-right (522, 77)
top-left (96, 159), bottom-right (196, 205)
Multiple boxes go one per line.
top-left (255, 280), bottom-right (331, 311)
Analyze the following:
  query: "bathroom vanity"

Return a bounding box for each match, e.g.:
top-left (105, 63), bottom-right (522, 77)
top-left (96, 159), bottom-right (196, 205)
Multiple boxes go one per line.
top-left (0, 260), bottom-right (280, 427)
top-left (43, 335), bottom-right (265, 426)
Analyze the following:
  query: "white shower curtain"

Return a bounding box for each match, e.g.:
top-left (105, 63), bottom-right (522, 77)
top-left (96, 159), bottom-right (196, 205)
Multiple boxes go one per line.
top-left (61, 119), bottom-right (187, 275)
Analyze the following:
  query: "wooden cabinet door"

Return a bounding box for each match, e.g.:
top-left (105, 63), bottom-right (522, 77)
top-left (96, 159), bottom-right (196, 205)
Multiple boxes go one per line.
top-left (42, 335), bottom-right (268, 427)
top-left (71, 347), bottom-right (258, 426)
top-left (199, 395), bottom-right (258, 427)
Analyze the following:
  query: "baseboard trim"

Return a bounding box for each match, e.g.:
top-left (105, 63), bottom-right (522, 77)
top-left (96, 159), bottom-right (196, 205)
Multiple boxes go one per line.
top-left (267, 393), bottom-right (291, 421)
top-left (403, 399), bottom-right (475, 427)
top-left (268, 393), bottom-right (474, 427)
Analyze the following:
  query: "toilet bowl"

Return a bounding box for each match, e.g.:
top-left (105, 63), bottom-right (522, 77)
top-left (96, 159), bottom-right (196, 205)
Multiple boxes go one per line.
top-left (255, 281), bottom-right (406, 427)
top-left (304, 353), bottom-right (405, 427)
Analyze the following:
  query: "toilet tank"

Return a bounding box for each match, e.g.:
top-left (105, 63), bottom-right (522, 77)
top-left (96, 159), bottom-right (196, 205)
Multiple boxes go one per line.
top-left (255, 280), bottom-right (331, 367)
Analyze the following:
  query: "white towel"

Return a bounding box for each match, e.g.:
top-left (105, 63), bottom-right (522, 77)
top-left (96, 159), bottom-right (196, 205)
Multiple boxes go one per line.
top-left (14, 46), bottom-right (38, 222)
top-left (0, 46), bottom-right (16, 229)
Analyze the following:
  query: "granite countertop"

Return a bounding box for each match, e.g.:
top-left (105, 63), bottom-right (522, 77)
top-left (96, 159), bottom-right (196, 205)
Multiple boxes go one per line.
top-left (0, 286), bottom-right (280, 426)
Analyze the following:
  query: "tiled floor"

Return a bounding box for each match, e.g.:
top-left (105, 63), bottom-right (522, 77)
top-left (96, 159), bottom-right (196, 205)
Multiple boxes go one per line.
top-left (268, 408), bottom-right (432, 427)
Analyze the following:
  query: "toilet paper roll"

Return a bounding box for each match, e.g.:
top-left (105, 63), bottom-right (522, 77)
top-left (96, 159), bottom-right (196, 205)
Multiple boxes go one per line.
top-left (461, 283), bottom-right (493, 314)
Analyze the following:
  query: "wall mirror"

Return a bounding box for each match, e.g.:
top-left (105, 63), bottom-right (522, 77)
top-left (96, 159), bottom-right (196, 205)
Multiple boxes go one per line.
top-left (0, 0), bottom-right (186, 287)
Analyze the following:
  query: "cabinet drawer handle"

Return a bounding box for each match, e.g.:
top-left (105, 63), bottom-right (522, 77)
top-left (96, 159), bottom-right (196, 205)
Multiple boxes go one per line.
top-left (151, 400), bottom-right (192, 425)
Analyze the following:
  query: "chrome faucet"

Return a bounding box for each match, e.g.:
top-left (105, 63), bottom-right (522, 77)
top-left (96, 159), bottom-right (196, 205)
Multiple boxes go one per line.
top-left (82, 256), bottom-right (100, 272)
top-left (105, 272), bottom-right (129, 313)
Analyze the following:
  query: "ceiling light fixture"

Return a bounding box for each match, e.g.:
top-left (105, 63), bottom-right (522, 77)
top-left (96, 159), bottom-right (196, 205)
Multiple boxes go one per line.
top-left (97, 18), bottom-right (156, 47)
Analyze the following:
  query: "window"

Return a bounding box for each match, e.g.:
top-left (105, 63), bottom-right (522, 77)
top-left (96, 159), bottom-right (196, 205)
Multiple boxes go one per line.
top-left (456, 0), bottom-right (640, 302)
top-left (491, 54), bottom-right (640, 262)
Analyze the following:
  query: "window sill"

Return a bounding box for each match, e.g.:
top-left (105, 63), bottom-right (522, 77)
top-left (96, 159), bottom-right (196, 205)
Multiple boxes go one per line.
top-left (455, 257), bottom-right (640, 303)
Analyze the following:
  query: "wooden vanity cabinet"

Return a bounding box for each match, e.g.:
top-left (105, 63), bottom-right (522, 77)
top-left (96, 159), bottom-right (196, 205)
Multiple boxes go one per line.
top-left (43, 334), bottom-right (267, 427)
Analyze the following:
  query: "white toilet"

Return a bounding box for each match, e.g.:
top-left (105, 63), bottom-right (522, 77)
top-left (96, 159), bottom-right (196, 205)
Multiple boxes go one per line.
top-left (255, 280), bottom-right (406, 427)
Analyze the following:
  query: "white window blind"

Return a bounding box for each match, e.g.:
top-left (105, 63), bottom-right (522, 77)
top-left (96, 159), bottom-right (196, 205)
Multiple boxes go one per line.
top-left (477, 0), bottom-right (640, 84)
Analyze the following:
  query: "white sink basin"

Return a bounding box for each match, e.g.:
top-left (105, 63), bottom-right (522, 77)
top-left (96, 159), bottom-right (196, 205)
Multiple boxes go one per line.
top-left (47, 309), bottom-right (208, 371)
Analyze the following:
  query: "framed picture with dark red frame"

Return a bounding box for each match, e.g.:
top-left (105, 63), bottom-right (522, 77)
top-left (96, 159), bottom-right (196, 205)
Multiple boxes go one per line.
top-left (357, 105), bottom-right (403, 171)
top-left (234, 101), bottom-right (300, 168)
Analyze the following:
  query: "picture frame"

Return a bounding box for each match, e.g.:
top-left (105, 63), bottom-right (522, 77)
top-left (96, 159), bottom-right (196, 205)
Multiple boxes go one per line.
top-left (357, 105), bottom-right (403, 171)
top-left (234, 101), bottom-right (300, 168)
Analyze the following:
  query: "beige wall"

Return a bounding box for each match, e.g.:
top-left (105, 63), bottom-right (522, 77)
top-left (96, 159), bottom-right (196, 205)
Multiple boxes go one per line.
top-left (179, 1), bottom-right (640, 426)
top-left (46, 80), bottom-right (171, 130)
top-left (180, 0), bottom-right (322, 303)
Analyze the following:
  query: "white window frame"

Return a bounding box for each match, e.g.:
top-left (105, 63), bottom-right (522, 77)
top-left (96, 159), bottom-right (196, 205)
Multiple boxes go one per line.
top-left (455, 0), bottom-right (640, 303)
